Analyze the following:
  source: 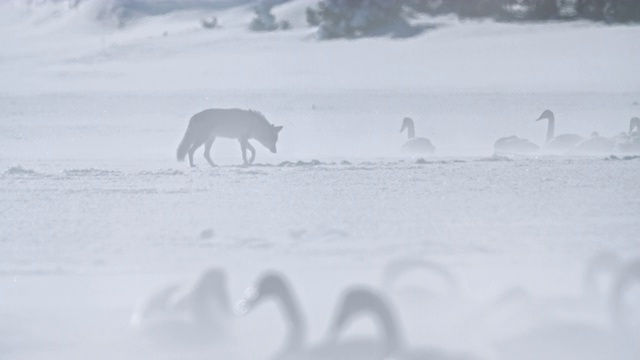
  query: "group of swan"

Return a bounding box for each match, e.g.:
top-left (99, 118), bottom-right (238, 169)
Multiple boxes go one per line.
top-left (493, 110), bottom-right (639, 156)
top-left (237, 272), bottom-right (477, 360)
top-left (131, 254), bottom-right (639, 360)
top-left (131, 266), bottom-right (475, 359)
top-left (402, 111), bottom-right (639, 156)
top-left (496, 257), bottom-right (640, 360)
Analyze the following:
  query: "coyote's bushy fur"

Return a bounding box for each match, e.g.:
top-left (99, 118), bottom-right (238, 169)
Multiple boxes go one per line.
top-left (177, 109), bottom-right (283, 167)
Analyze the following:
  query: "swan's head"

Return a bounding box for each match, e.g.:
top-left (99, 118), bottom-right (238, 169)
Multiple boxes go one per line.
top-left (327, 287), bottom-right (401, 353)
top-left (235, 272), bottom-right (293, 315)
top-left (400, 117), bottom-right (413, 133)
top-left (535, 109), bottom-right (554, 122)
top-left (630, 117), bottom-right (640, 134)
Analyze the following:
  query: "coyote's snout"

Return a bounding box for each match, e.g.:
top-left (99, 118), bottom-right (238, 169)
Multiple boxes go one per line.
top-left (176, 108), bottom-right (283, 167)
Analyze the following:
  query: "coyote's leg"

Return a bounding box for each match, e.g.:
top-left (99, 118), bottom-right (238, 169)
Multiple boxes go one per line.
top-left (246, 141), bottom-right (256, 164)
top-left (239, 139), bottom-right (249, 165)
top-left (188, 138), bottom-right (207, 168)
top-left (203, 136), bottom-right (216, 167)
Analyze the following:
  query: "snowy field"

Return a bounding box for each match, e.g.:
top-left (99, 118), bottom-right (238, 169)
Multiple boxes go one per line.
top-left (1, 1), bottom-right (640, 360)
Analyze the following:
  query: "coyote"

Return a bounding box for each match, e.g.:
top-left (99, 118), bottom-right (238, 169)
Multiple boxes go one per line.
top-left (176, 109), bottom-right (283, 167)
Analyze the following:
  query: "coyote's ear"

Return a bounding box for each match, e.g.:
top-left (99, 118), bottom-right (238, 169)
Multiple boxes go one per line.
top-left (274, 125), bottom-right (283, 133)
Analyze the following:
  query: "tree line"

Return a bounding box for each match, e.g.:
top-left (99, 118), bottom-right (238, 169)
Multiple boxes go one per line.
top-left (406, 0), bottom-right (640, 22)
top-left (304, 0), bottom-right (640, 39)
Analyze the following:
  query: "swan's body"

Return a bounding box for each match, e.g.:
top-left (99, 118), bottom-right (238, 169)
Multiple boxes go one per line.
top-left (536, 110), bottom-right (584, 153)
top-left (614, 117), bottom-right (640, 154)
top-left (493, 135), bottom-right (540, 155)
top-left (400, 117), bottom-right (435, 154)
top-left (131, 268), bottom-right (232, 346)
top-left (497, 258), bottom-right (640, 360)
top-left (570, 132), bottom-right (615, 155)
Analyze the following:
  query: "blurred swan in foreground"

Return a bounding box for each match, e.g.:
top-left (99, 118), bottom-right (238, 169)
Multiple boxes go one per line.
top-left (130, 268), bottom-right (232, 346)
top-left (381, 258), bottom-right (458, 299)
top-left (236, 272), bottom-right (307, 358)
top-left (496, 258), bottom-right (640, 360)
top-left (381, 258), bottom-right (478, 353)
top-left (238, 273), bottom-right (477, 360)
top-left (536, 110), bottom-right (583, 153)
top-left (322, 287), bottom-right (479, 360)
top-left (570, 132), bottom-right (615, 155)
top-left (527, 251), bottom-right (622, 315)
top-left (400, 117), bottom-right (435, 154)
top-left (467, 252), bottom-right (622, 346)
top-left (493, 135), bottom-right (539, 155)
top-left (614, 117), bottom-right (640, 154)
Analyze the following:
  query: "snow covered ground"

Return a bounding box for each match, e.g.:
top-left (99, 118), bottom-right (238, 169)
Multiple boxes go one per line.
top-left (1, 1), bottom-right (640, 360)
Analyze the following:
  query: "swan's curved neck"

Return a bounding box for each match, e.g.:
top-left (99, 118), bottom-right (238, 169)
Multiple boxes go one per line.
top-left (375, 302), bottom-right (402, 355)
top-left (402, 119), bottom-right (415, 139)
top-left (546, 115), bottom-right (555, 143)
top-left (190, 272), bottom-right (231, 326)
top-left (279, 287), bottom-right (305, 351)
top-left (330, 289), bottom-right (403, 356)
top-left (255, 276), bottom-right (306, 351)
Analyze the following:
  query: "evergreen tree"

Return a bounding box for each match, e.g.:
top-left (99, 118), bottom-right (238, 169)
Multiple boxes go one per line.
top-left (526, 0), bottom-right (560, 19)
top-left (603, 0), bottom-right (640, 22)
top-left (249, 3), bottom-right (278, 31)
top-left (313, 0), bottom-right (405, 39)
top-left (576, 0), bottom-right (605, 20)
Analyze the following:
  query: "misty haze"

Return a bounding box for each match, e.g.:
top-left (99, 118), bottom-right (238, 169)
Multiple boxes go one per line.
top-left (1, 1), bottom-right (639, 360)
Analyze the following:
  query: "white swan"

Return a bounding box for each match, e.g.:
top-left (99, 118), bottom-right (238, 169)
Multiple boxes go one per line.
top-left (614, 117), bottom-right (640, 154)
top-left (536, 110), bottom-right (583, 153)
top-left (381, 258), bottom-right (458, 299)
top-left (496, 258), bottom-right (640, 360)
top-left (570, 131), bottom-right (615, 155)
top-left (131, 268), bottom-right (232, 346)
top-left (493, 135), bottom-right (540, 155)
top-left (400, 117), bottom-right (435, 154)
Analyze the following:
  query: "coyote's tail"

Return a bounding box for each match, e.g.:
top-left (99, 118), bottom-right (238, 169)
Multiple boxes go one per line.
top-left (176, 124), bottom-right (194, 162)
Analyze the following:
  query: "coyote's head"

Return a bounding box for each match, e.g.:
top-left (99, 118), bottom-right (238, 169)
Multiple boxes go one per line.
top-left (256, 124), bottom-right (283, 153)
